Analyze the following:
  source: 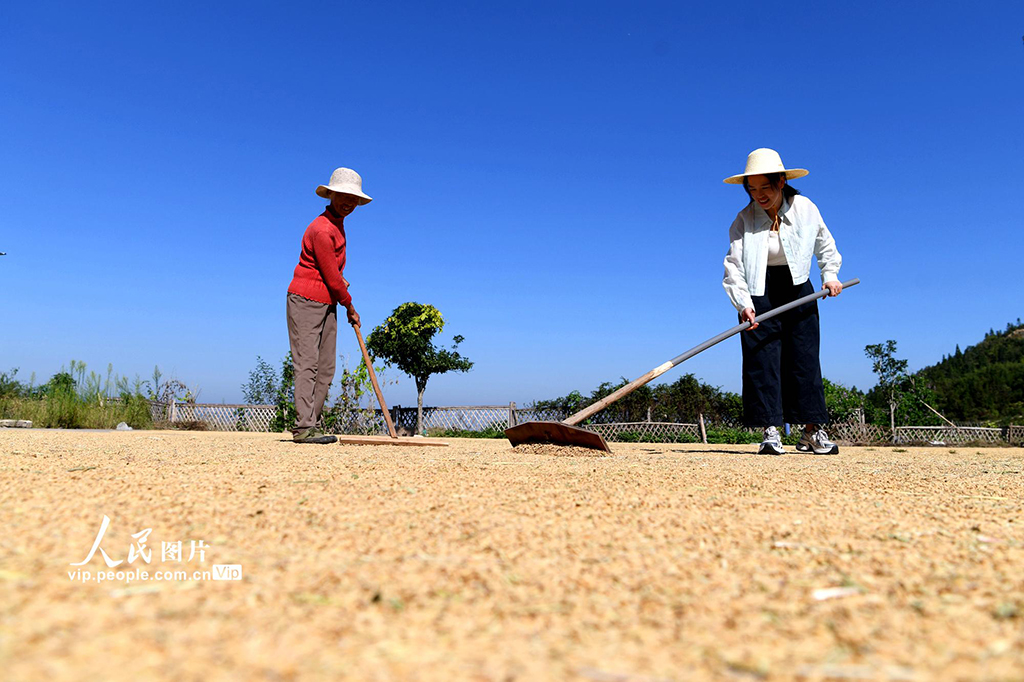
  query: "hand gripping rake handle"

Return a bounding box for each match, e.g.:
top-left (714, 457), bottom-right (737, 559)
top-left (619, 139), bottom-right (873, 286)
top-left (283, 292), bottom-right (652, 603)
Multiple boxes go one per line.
top-left (564, 278), bottom-right (861, 426)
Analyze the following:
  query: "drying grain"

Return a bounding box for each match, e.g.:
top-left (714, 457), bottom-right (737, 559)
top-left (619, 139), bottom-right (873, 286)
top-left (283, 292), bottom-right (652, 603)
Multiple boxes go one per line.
top-left (511, 443), bottom-right (610, 457)
top-left (1, 430), bottom-right (1022, 681)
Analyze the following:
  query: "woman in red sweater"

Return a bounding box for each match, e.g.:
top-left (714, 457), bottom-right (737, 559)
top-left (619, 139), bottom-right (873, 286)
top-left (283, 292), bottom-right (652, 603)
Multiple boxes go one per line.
top-left (286, 168), bottom-right (371, 444)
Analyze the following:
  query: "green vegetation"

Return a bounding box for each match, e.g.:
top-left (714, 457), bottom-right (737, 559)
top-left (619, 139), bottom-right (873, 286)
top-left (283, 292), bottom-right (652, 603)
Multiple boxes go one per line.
top-left (0, 362), bottom-right (163, 429)
top-left (532, 373), bottom-right (744, 425)
top-left (243, 352), bottom-right (390, 434)
top-left (429, 423), bottom-right (508, 439)
top-left (535, 321), bottom-right (1024, 433)
top-left (916, 321), bottom-right (1024, 425)
top-left (366, 302), bottom-right (473, 435)
top-left (532, 372), bottom-right (862, 437)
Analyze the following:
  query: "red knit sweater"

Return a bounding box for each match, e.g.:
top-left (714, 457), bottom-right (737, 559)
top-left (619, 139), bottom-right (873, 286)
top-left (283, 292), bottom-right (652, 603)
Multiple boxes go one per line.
top-left (287, 207), bottom-right (352, 306)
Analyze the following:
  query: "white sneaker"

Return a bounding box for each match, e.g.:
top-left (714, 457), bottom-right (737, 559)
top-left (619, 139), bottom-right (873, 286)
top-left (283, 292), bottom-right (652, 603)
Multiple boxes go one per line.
top-left (796, 427), bottom-right (839, 455)
top-left (758, 426), bottom-right (785, 455)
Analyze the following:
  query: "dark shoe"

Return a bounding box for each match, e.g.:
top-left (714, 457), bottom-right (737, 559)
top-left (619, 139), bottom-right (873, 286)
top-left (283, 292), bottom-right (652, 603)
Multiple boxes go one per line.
top-left (293, 427), bottom-right (337, 444)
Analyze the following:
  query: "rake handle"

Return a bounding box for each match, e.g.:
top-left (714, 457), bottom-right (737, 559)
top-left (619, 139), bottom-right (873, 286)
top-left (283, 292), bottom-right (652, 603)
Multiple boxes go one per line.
top-left (564, 278), bottom-right (861, 426)
top-left (353, 324), bottom-right (399, 439)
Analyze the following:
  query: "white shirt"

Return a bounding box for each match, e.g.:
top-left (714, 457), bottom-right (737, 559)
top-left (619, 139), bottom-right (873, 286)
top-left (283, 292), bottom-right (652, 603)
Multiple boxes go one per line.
top-left (767, 230), bottom-right (787, 266)
top-left (722, 195), bottom-right (842, 312)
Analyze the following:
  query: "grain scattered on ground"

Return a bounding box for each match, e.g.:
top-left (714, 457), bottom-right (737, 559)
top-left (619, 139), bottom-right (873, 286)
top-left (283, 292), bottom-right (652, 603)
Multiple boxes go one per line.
top-left (1, 430), bottom-right (1022, 681)
top-left (511, 443), bottom-right (609, 457)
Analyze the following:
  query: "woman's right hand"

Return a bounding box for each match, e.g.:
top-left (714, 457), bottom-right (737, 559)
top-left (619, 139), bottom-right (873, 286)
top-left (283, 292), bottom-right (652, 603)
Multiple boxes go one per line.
top-left (346, 303), bottom-right (361, 328)
top-left (740, 307), bottom-right (758, 330)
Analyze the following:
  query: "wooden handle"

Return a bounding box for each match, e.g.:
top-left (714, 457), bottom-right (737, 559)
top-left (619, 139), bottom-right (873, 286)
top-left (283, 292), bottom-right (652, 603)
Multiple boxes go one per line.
top-left (564, 277), bottom-right (861, 426)
top-left (564, 365), bottom-right (670, 426)
top-left (353, 324), bottom-right (399, 439)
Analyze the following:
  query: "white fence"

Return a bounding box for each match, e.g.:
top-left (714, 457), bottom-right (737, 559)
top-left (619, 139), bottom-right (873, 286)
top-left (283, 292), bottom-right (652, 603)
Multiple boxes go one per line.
top-left (148, 401), bottom-right (1023, 446)
top-left (150, 401), bottom-right (275, 432)
top-left (892, 425), bottom-right (1007, 446)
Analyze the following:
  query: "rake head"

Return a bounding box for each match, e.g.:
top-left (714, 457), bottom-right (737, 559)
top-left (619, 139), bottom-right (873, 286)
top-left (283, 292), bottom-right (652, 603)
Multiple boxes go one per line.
top-left (504, 421), bottom-right (611, 453)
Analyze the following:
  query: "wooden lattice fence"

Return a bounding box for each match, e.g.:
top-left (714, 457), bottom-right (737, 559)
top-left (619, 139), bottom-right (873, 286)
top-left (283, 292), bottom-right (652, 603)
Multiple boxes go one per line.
top-left (145, 401), bottom-right (1024, 446)
top-left (510, 407), bottom-right (569, 426)
top-left (163, 403), bottom-right (276, 431)
top-left (589, 421), bottom-right (701, 443)
top-left (324, 409), bottom-right (390, 436)
top-left (893, 426), bottom-right (1006, 446)
top-left (827, 422), bottom-right (891, 445)
top-left (148, 401), bottom-right (168, 423)
top-left (393, 405), bottom-right (514, 433)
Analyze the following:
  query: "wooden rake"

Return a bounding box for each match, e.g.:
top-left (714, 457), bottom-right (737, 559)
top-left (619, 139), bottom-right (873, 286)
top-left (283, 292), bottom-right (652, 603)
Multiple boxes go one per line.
top-left (505, 278), bottom-right (861, 453)
top-left (333, 324), bottom-right (449, 447)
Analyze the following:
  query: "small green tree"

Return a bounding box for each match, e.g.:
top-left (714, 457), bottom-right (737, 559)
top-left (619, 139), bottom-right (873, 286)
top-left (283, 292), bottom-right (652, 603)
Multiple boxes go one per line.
top-left (46, 371), bottom-right (76, 395)
top-left (822, 377), bottom-right (864, 423)
top-left (0, 368), bottom-right (25, 399)
top-left (242, 356), bottom-right (278, 405)
top-left (531, 389), bottom-right (588, 416)
top-left (365, 302), bottom-right (473, 435)
top-left (865, 340), bottom-right (909, 432)
top-left (270, 352), bottom-right (297, 432)
top-left (327, 356), bottom-right (391, 434)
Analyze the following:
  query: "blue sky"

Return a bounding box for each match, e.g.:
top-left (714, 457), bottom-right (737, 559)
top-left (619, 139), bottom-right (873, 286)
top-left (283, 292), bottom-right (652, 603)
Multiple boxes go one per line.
top-left (2, 1), bottom-right (1022, 408)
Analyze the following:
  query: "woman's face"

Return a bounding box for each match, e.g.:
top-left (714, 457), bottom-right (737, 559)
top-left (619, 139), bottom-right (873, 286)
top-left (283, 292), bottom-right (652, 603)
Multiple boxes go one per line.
top-left (745, 175), bottom-right (784, 213)
top-left (330, 192), bottom-right (360, 218)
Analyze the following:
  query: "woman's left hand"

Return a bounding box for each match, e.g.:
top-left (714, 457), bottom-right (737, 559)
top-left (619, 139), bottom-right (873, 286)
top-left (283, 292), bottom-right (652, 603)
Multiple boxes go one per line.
top-left (823, 281), bottom-right (843, 297)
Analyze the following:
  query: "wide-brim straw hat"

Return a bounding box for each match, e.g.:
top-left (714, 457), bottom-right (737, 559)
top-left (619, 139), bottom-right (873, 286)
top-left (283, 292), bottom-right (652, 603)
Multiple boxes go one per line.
top-left (723, 148), bottom-right (808, 184)
top-left (315, 167), bottom-right (373, 204)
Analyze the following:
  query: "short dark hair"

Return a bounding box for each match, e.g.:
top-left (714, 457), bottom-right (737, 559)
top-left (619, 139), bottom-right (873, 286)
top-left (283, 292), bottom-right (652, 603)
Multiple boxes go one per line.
top-left (742, 172), bottom-right (800, 201)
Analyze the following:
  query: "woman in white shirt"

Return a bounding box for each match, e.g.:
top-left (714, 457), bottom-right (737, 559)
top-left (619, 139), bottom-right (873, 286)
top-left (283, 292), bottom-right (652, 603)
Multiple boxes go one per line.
top-left (722, 149), bottom-right (843, 455)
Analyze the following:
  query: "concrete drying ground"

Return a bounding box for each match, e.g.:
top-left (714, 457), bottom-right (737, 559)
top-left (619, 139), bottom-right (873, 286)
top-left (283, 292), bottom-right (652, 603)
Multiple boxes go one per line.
top-left (1, 430), bottom-right (1022, 681)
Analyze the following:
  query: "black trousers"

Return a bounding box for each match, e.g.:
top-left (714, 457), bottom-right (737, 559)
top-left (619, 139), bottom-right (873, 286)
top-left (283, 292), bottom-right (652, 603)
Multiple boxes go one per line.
top-left (741, 266), bottom-right (829, 427)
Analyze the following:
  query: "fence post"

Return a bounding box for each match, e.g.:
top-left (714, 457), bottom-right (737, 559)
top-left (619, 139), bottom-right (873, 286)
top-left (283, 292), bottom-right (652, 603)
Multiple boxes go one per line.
top-left (168, 399), bottom-right (177, 424)
top-left (646, 405), bottom-right (652, 423)
top-left (508, 401), bottom-right (516, 428)
top-left (698, 412), bottom-right (707, 444)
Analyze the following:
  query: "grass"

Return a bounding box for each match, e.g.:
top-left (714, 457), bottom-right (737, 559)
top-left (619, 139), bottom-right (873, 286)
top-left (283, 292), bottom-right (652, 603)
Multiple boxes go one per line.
top-left (0, 392), bottom-right (153, 429)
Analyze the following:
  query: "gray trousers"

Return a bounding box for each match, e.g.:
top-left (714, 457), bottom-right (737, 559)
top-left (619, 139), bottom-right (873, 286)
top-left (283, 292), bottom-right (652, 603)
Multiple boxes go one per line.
top-left (286, 293), bottom-right (337, 432)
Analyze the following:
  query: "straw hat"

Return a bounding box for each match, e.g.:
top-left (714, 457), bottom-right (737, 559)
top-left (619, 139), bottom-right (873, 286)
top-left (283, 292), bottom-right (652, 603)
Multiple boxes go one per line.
top-left (723, 148), bottom-right (808, 184)
top-left (315, 168), bottom-right (373, 204)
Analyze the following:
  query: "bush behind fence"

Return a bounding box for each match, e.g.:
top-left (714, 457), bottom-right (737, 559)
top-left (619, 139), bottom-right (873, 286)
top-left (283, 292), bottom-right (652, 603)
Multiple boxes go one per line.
top-left (147, 401), bottom-right (1024, 446)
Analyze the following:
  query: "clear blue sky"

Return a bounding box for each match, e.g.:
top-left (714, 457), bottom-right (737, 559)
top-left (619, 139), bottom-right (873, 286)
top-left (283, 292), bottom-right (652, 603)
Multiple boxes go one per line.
top-left (2, 1), bottom-right (1022, 407)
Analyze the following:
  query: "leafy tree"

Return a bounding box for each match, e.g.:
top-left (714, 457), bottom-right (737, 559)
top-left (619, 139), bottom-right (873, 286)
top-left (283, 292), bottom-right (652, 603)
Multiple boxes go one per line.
top-left (46, 371), bottom-right (76, 395)
top-left (242, 356), bottom-right (278, 405)
top-left (916, 321), bottom-right (1024, 424)
top-left (650, 373), bottom-right (742, 425)
top-left (532, 390), bottom-right (589, 415)
top-left (254, 351), bottom-right (389, 434)
top-left (365, 302), bottom-right (473, 435)
top-left (822, 377), bottom-right (864, 423)
top-left (532, 373), bottom-right (744, 426)
top-left (0, 368), bottom-right (25, 399)
top-left (585, 379), bottom-right (653, 423)
top-left (270, 352), bottom-right (297, 432)
top-left (864, 340), bottom-right (909, 432)
top-left (327, 356), bottom-right (391, 434)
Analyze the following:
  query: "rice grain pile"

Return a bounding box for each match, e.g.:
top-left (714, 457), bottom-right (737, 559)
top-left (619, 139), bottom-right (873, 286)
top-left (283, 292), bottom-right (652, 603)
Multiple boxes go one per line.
top-left (510, 443), bottom-right (610, 457)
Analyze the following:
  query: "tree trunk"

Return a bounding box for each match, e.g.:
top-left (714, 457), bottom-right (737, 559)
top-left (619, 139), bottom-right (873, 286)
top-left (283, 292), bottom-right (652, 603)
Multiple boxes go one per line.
top-left (889, 394), bottom-right (896, 441)
top-left (416, 386), bottom-right (425, 436)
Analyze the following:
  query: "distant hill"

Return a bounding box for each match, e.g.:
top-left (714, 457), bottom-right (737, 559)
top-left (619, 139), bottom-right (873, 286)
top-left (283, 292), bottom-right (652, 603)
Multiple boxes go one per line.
top-left (916, 321), bottom-right (1024, 425)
